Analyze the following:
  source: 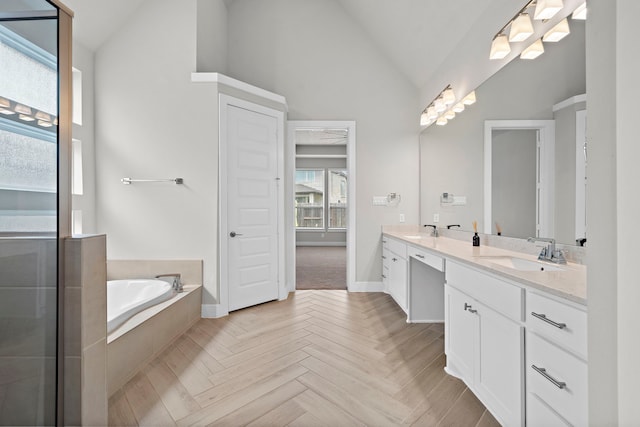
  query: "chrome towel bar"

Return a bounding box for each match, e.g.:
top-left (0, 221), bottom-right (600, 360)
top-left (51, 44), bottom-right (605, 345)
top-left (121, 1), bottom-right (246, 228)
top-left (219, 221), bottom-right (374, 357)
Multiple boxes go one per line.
top-left (121, 177), bottom-right (183, 185)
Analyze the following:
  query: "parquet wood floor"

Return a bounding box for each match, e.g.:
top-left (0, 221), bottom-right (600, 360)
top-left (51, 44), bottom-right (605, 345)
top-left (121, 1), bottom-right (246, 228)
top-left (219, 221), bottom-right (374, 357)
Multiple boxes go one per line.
top-left (108, 291), bottom-right (500, 426)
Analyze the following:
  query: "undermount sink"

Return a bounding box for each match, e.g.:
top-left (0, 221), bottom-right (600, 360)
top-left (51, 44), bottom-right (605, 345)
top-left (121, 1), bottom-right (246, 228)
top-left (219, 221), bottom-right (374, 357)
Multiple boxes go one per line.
top-left (481, 256), bottom-right (565, 272)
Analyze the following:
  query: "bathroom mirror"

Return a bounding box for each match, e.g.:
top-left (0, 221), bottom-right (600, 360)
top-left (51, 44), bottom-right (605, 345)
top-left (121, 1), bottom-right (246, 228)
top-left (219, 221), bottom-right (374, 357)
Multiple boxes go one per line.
top-left (419, 19), bottom-right (585, 245)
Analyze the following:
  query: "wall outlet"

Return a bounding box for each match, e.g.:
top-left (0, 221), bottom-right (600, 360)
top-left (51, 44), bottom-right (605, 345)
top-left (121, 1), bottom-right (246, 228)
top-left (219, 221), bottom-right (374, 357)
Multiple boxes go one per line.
top-left (433, 213), bottom-right (440, 223)
top-left (399, 213), bottom-right (405, 223)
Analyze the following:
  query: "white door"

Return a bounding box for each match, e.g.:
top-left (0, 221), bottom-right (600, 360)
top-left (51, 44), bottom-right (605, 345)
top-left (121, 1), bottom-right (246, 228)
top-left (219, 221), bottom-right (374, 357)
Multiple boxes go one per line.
top-left (226, 102), bottom-right (280, 311)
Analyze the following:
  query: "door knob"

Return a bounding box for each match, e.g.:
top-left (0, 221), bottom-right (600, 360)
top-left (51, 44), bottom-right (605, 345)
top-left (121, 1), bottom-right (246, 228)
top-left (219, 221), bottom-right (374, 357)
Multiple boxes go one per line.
top-left (230, 231), bottom-right (243, 237)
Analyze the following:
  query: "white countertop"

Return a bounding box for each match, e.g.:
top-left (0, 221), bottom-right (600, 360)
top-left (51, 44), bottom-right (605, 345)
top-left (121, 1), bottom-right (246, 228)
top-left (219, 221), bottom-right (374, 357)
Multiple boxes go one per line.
top-left (382, 228), bottom-right (587, 305)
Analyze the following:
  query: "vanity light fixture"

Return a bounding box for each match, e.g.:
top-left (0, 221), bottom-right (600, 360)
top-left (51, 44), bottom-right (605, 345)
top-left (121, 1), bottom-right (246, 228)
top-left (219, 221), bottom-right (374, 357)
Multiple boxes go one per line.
top-left (452, 102), bottom-right (465, 113)
top-left (37, 120), bottom-right (53, 127)
top-left (543, 18), bottom-right (570, 42)
top-left (534, 0), bottom-right (564, 20)
top-left (436, 116), bottom-right (448, 126)
top-left (444, 110), bottom-right (456, 120)
top-left (463, 91), bottom-right (476, 105)
top-left (572, 2), bottom-right (587, 20)
top-left (509, 12), bottom-right (534, 42)
top-left (434, 96), bottom-right (446, 113)
top-left (490, 34), bottom-right (511, 60)
top-left (0, 97), bottom-right (10, 109)
top-left (35, 111), bottom-right (51, 122)
top-left (521, 39), bottom-right (545, 59)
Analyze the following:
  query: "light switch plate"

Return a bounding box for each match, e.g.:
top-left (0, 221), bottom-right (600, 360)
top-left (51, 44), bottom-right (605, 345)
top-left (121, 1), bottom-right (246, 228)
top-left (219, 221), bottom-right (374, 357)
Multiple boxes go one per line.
top-left (399, 214), bottom-right (405, 223)
top-left (433, 213), bottom-right (440, 223)
top-left (372, 196), bottom-right (388, 206)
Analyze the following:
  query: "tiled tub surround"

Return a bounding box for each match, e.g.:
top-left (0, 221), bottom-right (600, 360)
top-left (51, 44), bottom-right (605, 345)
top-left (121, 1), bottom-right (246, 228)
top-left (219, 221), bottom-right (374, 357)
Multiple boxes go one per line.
top-left (382, 225), bottom-right (586, 304)
top-left (106, 260), bottom-right (202, 396)
top-left (0, 237), bottom-right (57, 426)
top-left (64, 235), bottom-right (109, 426)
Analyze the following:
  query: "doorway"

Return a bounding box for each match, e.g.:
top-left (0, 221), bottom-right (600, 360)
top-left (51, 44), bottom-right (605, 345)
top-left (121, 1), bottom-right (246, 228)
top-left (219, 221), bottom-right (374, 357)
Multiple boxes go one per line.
top-left (287, 121), bottom-right (355, 291)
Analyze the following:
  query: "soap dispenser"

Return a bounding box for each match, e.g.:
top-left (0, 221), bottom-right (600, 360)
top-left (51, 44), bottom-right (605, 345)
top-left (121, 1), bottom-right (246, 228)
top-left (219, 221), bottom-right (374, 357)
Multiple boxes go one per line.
top-left (472, 221), bottom-right (480, 247)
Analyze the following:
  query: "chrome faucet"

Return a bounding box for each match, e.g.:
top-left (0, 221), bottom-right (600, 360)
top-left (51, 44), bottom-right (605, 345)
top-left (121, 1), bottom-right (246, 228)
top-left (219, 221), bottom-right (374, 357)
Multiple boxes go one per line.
top-left (526, 237), bottom-right (566, 264)
top-left (424, 224), bottom-right (439, 237)
top-left (155, 273), bottom-right (183, 292)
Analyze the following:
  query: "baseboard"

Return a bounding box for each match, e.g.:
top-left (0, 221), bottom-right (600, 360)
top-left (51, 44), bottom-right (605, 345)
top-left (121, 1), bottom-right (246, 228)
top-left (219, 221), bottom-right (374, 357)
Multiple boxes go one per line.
top-left (201, 304), bottom-right (228, 318)
top-left (296, 242), bottom-right (347, 247)
top-left (348, 281), bottom-right (385, 292)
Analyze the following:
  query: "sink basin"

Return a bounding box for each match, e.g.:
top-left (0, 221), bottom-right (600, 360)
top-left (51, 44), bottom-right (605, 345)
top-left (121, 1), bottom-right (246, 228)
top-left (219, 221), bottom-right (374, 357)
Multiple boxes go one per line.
top-left (482, 256), bottom-right (565, 272)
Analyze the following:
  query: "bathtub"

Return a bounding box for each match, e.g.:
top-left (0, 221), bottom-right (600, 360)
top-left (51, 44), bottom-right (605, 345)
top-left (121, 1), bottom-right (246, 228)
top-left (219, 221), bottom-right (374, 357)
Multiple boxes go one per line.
top-left (107, 279), bottom-right (174, 333)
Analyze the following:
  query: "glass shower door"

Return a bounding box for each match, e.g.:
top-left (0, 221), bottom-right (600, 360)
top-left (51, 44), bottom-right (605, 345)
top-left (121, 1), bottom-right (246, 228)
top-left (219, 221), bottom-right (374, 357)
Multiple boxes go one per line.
top-left (0, 2), bottom-right (60, 425)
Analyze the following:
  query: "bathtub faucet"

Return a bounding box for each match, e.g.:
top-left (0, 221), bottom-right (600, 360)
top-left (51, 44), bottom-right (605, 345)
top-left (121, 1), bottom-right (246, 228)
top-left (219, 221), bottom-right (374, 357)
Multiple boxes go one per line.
top-left (155, 273), bottom-right (183, 292)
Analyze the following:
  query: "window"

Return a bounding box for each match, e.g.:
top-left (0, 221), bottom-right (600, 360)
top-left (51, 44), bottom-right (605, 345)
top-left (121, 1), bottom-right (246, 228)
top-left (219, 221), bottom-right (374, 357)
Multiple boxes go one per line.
top-left (72, 139), bottom-right (83, 195)
top-left (295, 168), bottom-right (347, 230)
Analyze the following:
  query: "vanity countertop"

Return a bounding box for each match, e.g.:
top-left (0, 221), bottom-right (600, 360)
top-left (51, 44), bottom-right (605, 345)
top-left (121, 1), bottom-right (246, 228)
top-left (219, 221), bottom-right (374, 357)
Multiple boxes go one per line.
top-left (382, 227), bottom-right (587, 306)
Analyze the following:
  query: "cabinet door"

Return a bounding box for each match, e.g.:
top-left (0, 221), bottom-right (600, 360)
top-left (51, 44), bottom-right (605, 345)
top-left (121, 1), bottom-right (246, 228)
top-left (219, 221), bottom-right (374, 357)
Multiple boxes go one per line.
top-left (476, 303), bottom-right (524, 427)
top-left (444, 285), bottom-right (476, 382)
top-left (389, 256), bottom-right (407, 312)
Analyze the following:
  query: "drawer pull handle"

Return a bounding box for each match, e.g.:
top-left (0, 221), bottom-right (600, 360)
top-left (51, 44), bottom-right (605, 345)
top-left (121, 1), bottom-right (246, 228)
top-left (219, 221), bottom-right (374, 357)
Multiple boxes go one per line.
top-left (382, 274), bottom-right (387, 279)
top-left (392, 258), bottom-right (398, 262)
top-left (532, 365), bottom-right (566, 389)
top-left (382, 255), bottom-right (387, 259)
top-left (415, 254), bottom-right (425, 259)
top-left (531, 312), bottom-right (567, 329)
top-left (382, 240), bottom-right (388, 243)
top-left (464, 303), bottom-right (477, 314)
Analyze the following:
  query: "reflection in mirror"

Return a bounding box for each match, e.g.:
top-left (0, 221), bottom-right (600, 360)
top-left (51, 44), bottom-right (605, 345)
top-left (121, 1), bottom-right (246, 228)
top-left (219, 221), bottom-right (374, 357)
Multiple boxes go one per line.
top-left (419, 19), bottom-right (585, 245)
top-left (484, 120), bottom-right (555, 240)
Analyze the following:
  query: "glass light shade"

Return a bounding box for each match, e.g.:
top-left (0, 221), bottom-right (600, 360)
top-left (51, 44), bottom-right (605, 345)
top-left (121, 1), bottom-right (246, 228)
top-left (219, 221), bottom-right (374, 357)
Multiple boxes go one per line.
top-left (19, 114), bottom-right (35, 121)
top-left (420, 111), bottom-right (430, 126)
top-left (35, 111), bottom-right (51, 122)
top-left (572, 2), bottom-right (587, 20)
top-left (443, 87), bottom-right (455, 106)
top-left (534, 0), bottom-right (564, 20)
top-left (463, 91), bottom-right (476, 105)
top-left (434, 97), bottom-right (446, 113)
top-left (436, 116), bottom-right (448, 126)
top-left (452, 102), bottom-right (465, 113)
top-left (509, 13), bottom-right (534, 42)
top-left (0, 97), bottom-right (10, 109)
top-left (0, 109), bottom-right (15, 115)
top-left (490, 34), bottom-right (511, 59)
top-left (521, 39), bottom-right (545, 59)
top-left (14, 104), bottom-right (32, 115)
top-left (37, 120), bottom-right (53, 127)
top-left (543, 18), bottom-right (570, 42)
top-left (444, 110), bottom-right (456, 120)
top-left (427, 106), bottom-right (438, 120)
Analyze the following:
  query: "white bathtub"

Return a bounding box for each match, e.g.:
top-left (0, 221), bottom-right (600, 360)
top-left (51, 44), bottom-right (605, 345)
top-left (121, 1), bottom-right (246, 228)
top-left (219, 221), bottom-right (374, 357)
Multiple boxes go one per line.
top-left (107, 279), bottom-right (174, 333)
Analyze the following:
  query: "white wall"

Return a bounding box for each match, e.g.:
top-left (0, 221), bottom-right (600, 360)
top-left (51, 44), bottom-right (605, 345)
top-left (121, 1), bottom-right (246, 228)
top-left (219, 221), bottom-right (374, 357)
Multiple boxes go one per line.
top-left (420, 22), bottom-right (585, 240)
top-left (227, 0), bottom-right (420, 283)
top-left (196, 0), bottom-right (228, 73)
top-left (71, 41), bottom-right (96, 234)
top-left (94, 0), bottom-right (221, 304)
top-left (587, 0), bottom-right (640, 424)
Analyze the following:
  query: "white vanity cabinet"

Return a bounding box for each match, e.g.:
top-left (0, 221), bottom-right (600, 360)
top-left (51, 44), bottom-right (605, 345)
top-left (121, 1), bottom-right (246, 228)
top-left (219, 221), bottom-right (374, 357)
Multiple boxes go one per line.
top-left (525, 291), bottom-right (588, 427)
top-left (382, 236), bottom-right (408, 313)
top-left (445, 261), bottom-right (524, 427)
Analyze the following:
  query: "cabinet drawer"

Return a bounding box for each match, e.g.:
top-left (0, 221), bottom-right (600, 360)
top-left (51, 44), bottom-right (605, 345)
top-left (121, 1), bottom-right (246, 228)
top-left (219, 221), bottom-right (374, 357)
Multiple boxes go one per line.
top-left (527, 392), bottom-right (571, 427)
top-left (527, 332), bottom-right (587, 427)
top-left (407, 246), bottom-right (444, 272)
top-left (382, 236), bottom-right (407, 259)
top-left (446, 261), bottom-right (523, 322)
top-left (527, 291), bottom-right (587, 360)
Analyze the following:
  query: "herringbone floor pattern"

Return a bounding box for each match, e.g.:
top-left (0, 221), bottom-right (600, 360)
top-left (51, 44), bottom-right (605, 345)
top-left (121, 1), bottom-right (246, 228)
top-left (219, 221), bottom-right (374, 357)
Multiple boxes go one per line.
top-left (108, 291), bottom-right (500, 426)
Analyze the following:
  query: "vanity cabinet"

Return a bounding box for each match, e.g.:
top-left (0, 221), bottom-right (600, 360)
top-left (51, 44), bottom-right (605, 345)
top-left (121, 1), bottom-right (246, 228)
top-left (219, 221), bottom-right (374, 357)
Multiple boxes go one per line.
top-left (382, 236), bottom-right (408, 313)
top-left (526, 291), bottom-right (588, 426)
top-left (445, 261), bottom-right (524, 427)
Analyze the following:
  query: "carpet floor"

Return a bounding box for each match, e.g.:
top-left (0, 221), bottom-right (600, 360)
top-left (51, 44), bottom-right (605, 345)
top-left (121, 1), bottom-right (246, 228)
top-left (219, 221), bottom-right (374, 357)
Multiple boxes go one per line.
top-left (296, 246), bottom-right (347, 290)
